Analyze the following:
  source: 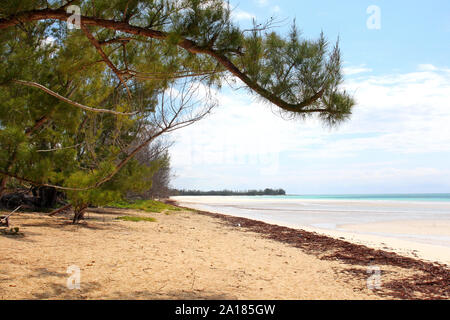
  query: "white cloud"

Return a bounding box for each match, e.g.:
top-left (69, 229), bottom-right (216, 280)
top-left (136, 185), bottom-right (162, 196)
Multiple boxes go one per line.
top-left (343, 64), bottom-right (372, 76)
top-left (418, 64), bottom-right (438, 71)
top-left (169, 64), bottom-right (450, 192)
top-left (232, 9), bottom-right (255, 21)
top-left (252, 0), bottom-right (280, 14)
top-left (255, 0), bottom-right (269, 7)
top-left (220, 1), bottom-right (255, 21)
top-left (271, 5), bottom-right (281, 13)
top-left (338, 65), bottom-right (450, 153)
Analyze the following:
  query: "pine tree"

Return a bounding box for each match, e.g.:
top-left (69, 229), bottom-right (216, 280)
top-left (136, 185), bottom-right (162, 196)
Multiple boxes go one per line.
top-left (0, 1), bottom-right (354, 222)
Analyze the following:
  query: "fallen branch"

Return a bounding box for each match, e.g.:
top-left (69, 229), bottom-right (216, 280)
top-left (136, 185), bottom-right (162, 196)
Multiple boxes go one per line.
top-left (48, 204), bottom-right (72, 216)
top-left (0, 205), bottom-right (22, 227)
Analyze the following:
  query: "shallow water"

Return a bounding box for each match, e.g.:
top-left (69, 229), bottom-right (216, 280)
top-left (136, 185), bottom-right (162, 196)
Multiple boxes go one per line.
top-left (172, 195), bottom-right (450, 248)
top-left (245, 194), bottom-right (450, 202)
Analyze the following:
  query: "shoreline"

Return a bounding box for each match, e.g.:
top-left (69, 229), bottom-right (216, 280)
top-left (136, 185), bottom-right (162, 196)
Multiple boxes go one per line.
top-left (171, 196), bottom-right (450, 266)
top-left (1, 205), bottom-right (449, 300)
top-left (167, 200), bottom-right (450, 299)
top-left (171, 195), bottom-right (450, 205)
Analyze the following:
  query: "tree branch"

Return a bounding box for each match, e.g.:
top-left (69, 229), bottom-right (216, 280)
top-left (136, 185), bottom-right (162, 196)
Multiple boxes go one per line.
top-left (0, 78), bottom-right (213, 193)
top-left (0, 8), bottom-right (326, 114)
top-left (11, 80), bottom-right (137, 116)
top-left (36, 143), bottom-right (83, 152)
top-left (98, 37), bottom-right (132, 45)
top-left (80, 24), bottom-right (133, 99)
top-left (25, 115), bottom-right (49, 136)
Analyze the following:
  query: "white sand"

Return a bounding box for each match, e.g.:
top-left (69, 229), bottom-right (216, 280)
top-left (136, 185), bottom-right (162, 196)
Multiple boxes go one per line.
top-left (1, 209), bottom-right (394, 300)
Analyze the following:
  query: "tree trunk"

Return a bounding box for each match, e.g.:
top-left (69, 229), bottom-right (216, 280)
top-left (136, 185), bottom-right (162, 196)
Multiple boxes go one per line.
top-left (0, 176), bottom-right (7, 198)
top-left (38, 186), bottom-right (57, 208)
top-left (72, 205), bottom-right (88, 224)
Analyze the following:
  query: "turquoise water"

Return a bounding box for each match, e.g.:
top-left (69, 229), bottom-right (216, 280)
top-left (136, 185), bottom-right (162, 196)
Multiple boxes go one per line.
top-left (174, 194), bottom-right (450, 250)
top-left (246, 194), bottom-right (450, 202)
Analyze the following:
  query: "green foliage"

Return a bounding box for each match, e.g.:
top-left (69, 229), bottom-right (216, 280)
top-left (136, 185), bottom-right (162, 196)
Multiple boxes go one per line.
top-left (65, 158), bottom-right (159, 212)
top-left (238, 24), bottom-right (353, 124)
top-left (115, 215), bottom-right (156, 222)
top-left (0, 10), bottom-right (166, 207)
top-left (0, 1), bottom-right (354, 213)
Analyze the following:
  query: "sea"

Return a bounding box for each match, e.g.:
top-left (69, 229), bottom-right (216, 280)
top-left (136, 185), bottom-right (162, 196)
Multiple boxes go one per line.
top-left (255, 193), bottom-right (450, 202)
top-left (172, 194), bottom-right (450, 250)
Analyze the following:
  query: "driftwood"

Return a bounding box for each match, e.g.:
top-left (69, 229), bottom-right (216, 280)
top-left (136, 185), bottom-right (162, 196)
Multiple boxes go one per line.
top-left (0, 205), bottom-right (21, 227)
top-left (0, 187), bottom-right (65, 210)
top-left (48, 204), bottom-right (72, 216)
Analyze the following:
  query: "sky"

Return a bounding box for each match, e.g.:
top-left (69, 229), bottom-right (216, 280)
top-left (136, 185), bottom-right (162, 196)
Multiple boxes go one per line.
top-left (169, 0), bottom-right (450, 194)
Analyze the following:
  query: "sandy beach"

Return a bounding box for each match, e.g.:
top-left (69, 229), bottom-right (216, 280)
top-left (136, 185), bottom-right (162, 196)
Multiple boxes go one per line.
top-left (1, 206), bottom-right (448, 300)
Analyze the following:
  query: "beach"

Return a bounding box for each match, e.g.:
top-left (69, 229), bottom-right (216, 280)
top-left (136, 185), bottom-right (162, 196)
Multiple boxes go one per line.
top-left (1, 206), bottom-right (448, 300)
top-left (172, 196), bottom-right (450, 266)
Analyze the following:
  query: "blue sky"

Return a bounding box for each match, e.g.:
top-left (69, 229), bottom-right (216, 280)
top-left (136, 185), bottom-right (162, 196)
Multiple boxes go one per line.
top-left (169, 0), bottom-right (450, 194)
top-left (231, 0), bottom-right (450, 74)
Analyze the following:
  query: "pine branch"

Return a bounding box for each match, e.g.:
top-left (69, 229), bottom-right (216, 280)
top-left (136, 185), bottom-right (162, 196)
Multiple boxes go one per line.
top-left (11, 80), bottom-right (137, 116)
top-left (36, 143), bottom-right (83, 152)
top-left (0, 8), bottom-right (334, 115)
top-left (80, 24), bottom-right (133, 100)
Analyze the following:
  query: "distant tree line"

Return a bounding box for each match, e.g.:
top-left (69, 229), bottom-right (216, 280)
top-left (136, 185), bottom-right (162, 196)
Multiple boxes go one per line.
top-left (172, 188), bottom-right (286, 196)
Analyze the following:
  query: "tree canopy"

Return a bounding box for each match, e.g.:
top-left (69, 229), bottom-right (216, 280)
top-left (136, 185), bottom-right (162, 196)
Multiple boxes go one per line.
top-left (0, 0), bottom-right (354, 222)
